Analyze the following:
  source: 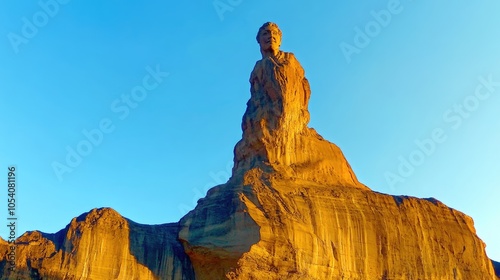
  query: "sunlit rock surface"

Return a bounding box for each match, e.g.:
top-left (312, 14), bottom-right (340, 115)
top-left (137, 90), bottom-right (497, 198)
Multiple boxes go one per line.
top-left (232, 50), bottom-right (366, 190)
top-left (0, 208), bottom-right (194, 279)
top-left (178, 42), bottom-right (496, 279)
top-left (179, 171), bottom-right (497, 279)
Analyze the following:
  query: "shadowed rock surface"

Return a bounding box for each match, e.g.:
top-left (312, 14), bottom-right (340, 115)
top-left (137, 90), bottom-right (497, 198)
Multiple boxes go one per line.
top-left (493, 260), bottom-right (500, 278)
top-left (1, 22), bottom-right (498, 279)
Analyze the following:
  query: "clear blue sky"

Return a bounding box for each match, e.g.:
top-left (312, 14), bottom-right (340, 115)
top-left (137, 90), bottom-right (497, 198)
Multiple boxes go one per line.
top-left (1, 1), bottom-right (499, 261)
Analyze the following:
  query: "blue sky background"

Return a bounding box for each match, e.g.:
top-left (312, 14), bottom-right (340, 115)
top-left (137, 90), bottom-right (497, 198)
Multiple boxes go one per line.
top-left (1, 1), bottom-right (499, 261)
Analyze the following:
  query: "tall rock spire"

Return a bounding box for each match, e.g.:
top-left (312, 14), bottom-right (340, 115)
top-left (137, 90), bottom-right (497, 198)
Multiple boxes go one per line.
top-left (1, 22), bottom-right (497, 280)
top-left (232, 22), bottom-right (367, 189)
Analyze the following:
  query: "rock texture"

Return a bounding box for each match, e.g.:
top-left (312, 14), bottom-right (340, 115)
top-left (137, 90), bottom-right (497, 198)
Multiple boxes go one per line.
top-left (1, 24), bottom-right (498, 279)
top-left (180, 173), bottom-right (498, 279)
top-left (232, 50), bottom-right (366, 190)
top-left (0, 208), bottom-right (194, 279)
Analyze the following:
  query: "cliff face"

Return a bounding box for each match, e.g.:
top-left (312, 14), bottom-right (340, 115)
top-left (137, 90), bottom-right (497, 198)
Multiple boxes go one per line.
top-left (180, 174), bottom-right (497, 279)
top-left (0, 208), bottom-right (194, 279)
top-left (1, 44), bottom-right (498, 279)
top-left (179, 49), bottom-right (497, 279)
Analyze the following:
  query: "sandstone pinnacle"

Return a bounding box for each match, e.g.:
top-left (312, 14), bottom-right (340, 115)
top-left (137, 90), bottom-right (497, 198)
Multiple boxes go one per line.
top-left (232, 22), bottom-right (367, 190)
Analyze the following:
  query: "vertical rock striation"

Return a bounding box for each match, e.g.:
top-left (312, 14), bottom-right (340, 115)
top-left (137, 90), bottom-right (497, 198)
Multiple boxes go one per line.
top-left (0, 208), bottom-right (194, 279)
top-left (232, 49), bottom-right (366, 190)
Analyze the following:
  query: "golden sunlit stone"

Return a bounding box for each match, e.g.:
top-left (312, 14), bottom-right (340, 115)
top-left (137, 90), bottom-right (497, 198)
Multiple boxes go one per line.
top-left (0, 208), bottom-right (194, 279)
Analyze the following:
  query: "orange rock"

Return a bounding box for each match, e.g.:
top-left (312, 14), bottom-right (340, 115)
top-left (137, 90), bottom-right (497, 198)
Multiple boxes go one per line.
top-left (179, 171), bottom-right (497, 279)
top-left (233, 49), bottom-right (366, 190)
top-left (0, 208), bottom-right (194, 279)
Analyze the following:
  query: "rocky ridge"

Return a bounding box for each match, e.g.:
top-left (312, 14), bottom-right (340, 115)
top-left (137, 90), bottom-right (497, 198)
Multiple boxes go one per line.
top-left (1, 208), bottom-right (193, 279)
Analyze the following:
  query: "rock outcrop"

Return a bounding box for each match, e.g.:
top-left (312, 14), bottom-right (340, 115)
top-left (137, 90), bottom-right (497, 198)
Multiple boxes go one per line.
top-left (0, 208), bottom-right (194, 279)
top-left (180, 174), bottom-right (497, 279)
top-left (1, 22), bottom-right (498, 279)
top-left (179, 22), bottom-right (497, 279)
top-left (232, 50), bottom-right (366, 190)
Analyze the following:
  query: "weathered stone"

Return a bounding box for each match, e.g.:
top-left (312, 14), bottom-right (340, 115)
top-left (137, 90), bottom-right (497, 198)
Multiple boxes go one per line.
top-left (178, 169), bottom-right (497, 279)
top-left (178, 22), bottom-right (497, 279)
top-left (233, 23), bottom-right (366, 190)
top-left (0, 208), bottom-right (194, 279)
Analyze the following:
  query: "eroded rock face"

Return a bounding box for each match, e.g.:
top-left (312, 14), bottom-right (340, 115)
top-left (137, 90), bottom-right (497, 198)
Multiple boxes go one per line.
top-left (0, 208), bottom-right (194, 279)
top-left (3, 191), bottom-right (497, 280)
top-left (233, 50), bottom-right (366, 190)
top-left (179, 169), bottom-right (497, 279)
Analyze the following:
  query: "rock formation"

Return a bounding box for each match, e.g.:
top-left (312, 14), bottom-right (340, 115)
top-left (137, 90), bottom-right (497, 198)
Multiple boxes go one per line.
top-left (1, 22), bottom-right (499, 279)
top-left (232, 22), bottom-right (365, 190)
top-left (0, 208), bottom-right (194, 279)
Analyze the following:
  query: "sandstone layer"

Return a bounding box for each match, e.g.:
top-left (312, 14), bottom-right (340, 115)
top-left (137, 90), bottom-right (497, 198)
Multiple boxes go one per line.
top-left (180, 172), bottom-right (497, 279)
top-left (0, 208), bottom-right (194, 279)
top-left (2, 191), bottom-right (498, 279)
